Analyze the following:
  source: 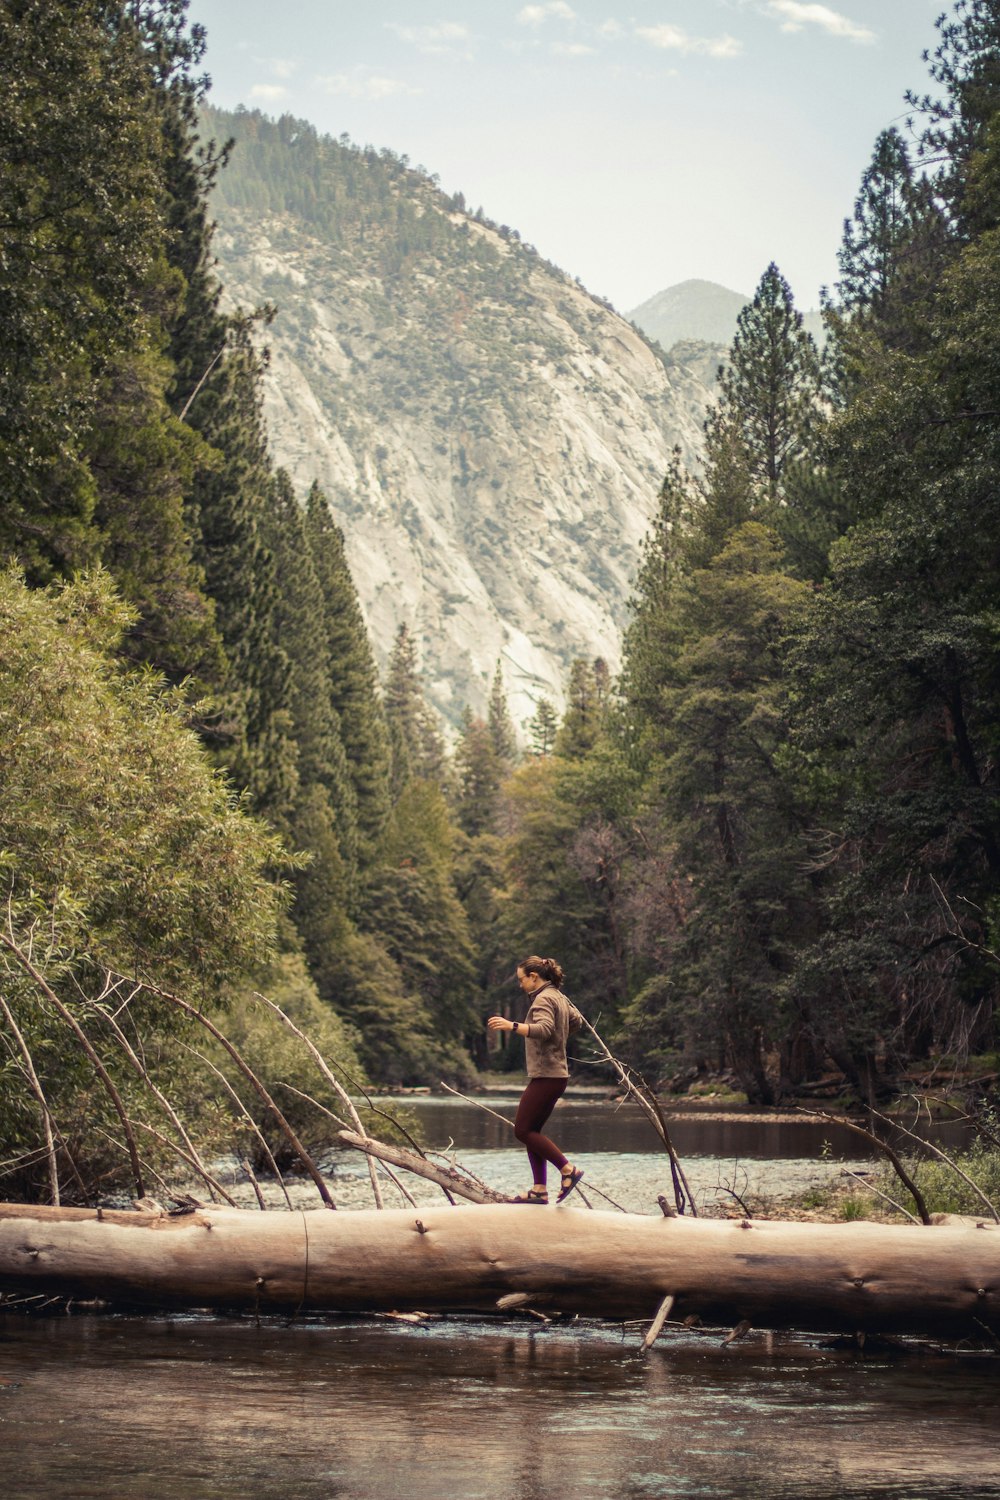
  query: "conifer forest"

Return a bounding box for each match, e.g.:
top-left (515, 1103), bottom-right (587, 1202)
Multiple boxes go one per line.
top-left (3, 0), bottom-right (1000, 1205)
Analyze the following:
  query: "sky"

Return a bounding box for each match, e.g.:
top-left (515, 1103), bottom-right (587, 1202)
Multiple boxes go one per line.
top-left (189, 1), bottom-right (949, 314)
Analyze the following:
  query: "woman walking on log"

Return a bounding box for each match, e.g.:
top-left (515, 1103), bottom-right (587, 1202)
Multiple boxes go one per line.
top-left (488, 956), bottom-right (585, 1205)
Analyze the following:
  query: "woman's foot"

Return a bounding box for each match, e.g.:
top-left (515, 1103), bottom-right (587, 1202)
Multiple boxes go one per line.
top-left (557, 1164), bottom-right (584, 1203)
top-left (511, 1185), bottom-right (549, 1205)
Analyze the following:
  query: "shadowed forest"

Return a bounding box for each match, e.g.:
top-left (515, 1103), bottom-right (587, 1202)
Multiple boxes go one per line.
top-left (3, 0), bottom-right (1000, 1204)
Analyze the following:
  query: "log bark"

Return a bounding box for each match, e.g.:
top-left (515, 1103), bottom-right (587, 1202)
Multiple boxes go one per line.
top-left (1, 1202), bottom-right (998, 1339)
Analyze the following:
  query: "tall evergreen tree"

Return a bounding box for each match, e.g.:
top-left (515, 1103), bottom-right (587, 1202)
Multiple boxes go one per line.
top-left (383, 623), bottom-right (446, 795)
top-left (723, 264), bottom-right (821, 498)
top-left (455, 712), bottom-right (502, 838)
top-left (528, 698), bottom-right (559, 757)
top-left (486, 661), bottom-right (518, 766)
top-left (303, 484), bottom-right (391, 862)
top-left (835, 127), bottom-right (946, 326)
top-left (555, 659), bottom-right (604, 759)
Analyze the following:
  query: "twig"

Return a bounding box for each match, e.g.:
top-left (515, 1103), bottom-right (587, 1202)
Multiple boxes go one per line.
top-left (867, 1104), bottom-right (999, 1224)
top-left (840, 1168), bottom-right (920, 1225)
top-left (0, 992), bottom-right (62, 1205)
top-left (131, 1122), bottom-right (238, 1206)
top-left (641, 1293), bottom-right (675, 1354)
top-left (439, 1081), bottom-right (514, 1128)
top-left (0, 934), bottom-right (146, 1199)
top-left (577, 1018), bottom-right (697, 1215)
top-left (240, 1155), bottom-right (267, 1211)
top-left (116, 972), bottom-right (335, 1209)
top-left (256, 995), bottom-right (383, 1209)
top-left (183, 1044), bottom-right (293, 1210)
top-left (793, 1106), bottom-right (931, 1224)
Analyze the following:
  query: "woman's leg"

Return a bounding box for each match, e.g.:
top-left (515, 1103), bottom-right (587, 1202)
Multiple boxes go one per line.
top-left (513, 1077), bottom-right (568, 1186)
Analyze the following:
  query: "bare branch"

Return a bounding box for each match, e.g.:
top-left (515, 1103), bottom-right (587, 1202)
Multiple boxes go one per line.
top-left (255, 994), bottom-right (383, 1209)
top-left (0, 932), bottom-right (146, 1200)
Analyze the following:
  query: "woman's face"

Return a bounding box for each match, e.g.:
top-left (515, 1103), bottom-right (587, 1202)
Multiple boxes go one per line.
top-left (517, 967), bottom-right (539, 993)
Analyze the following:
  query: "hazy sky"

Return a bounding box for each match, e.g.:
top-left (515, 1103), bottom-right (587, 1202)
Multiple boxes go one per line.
top-left (189, 1), bottom-right (948, 313)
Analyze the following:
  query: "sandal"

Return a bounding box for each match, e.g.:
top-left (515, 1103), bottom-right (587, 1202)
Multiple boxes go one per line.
top-left (511, 1186), bottom-right (548, 1205)
top-left (557, 1165), bottom-right (584, 1203)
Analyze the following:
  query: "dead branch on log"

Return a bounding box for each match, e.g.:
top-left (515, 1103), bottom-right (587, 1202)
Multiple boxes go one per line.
top-left (184, 1044), bottom-right (294, 1210)
top-left (116, 971), bottom-right (335, 1209)
top-left (256, 995), bottom-right (384, 1209)
top-left (867, 1101), bottom-right (999, 1224)
top-left (792, 1106), bottom-right (932, 1224)
top-left (278, 1082), bottom-right (417, 1208)
top-left (0, 934), bottom-right (146, 1199)
top-left (335, 1129), bottom-right (509, 1204)
top-left (576, 1017), bottom-right (696, 1216)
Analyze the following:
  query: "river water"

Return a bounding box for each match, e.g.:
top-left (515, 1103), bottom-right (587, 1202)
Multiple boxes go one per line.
top-left (2, 1095), bottom-right (998, 1499)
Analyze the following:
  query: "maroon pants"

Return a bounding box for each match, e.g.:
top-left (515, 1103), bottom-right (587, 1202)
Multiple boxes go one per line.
top-left (514, 1077), bottom-right (568, 1185)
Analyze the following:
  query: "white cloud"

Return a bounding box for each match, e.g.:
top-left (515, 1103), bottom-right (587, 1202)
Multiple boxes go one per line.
top-left (553, 40), bottom-right (597, 55)
top-left (271, 59), bottom-right (296, 80)
top-left (597, 18), bottom-right (623, 38)
top-left (517, 2), bottom-right (576, 26)
top-left (764, 1), bottom-right (874, 42)
top-left (387, 21), bottom-right (473, 56)
top-left (636, 23), bottom-right (742, 59)
top-left (249, 83), bottom-right (289, 102)
top-left (317, 69), bottom-right (420, 100)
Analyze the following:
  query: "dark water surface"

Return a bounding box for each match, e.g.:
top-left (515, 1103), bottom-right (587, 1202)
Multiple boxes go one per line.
top-left (2, 1314), bottom-right (998, 1500)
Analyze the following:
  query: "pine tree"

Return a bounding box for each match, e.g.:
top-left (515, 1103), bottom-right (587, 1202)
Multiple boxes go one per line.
top-left (455, 713), bottom-right (502, 837)
top-left (528, 699), bottom-right (559, 757)
top-left (0, 0), bottom-right (222, 686)
top-left (303, 484), bottom-right (391, 863)
top-left (713, 264), bottom-right (823, 508)
top-left (486, 661), bottom-right (517, 766)
top-left (836, 128), bottom-right (945, 322)
top-left (383, 623), bottom-right (446, 795)
top-left (554, 660), bottom-right (603, 759)
top-left (264, 471), bottom-right (359, 892)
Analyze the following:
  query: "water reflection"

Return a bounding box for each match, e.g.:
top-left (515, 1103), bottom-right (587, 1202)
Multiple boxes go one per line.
top-left (2, 1314), bottom-right (998, 1500)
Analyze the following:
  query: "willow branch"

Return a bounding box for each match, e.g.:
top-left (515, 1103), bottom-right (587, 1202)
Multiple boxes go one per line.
top-left (867, 1103), bottom-right (999, 1223)
top-left (97, 1003), bottom-right (230, 1206)
top-left (0, 933), bottom-right (145, 1200)
top-left (131, 1121), bottom-right (238, 1206)
top-left (255, 994), bottom-right (383, 1209)
top-left (183, 1044), bottom-right (293, 1210)
top-left (0, 992), bottom-right (61, 1205)
top-left (118, 973), bottom-right (334, 1209)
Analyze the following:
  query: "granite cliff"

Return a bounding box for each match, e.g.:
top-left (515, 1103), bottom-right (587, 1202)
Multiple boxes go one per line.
top-left (207, 109), bottom-right (720, 730)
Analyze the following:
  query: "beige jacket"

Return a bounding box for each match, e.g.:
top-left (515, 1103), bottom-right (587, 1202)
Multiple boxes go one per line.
top-left (523, 984), bottom-right (583, 1078)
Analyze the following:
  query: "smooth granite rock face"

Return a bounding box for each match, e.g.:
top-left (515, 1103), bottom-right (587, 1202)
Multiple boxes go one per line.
top-left (212, 207), bottom-right (721, 734)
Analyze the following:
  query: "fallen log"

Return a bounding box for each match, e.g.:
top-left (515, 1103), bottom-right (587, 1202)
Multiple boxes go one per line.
top-left (1, 1202), bottom-right (998, 1340)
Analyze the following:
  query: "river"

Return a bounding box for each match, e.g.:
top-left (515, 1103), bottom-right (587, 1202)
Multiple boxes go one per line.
top-left (2, 1095), bottom-right (997, 1499)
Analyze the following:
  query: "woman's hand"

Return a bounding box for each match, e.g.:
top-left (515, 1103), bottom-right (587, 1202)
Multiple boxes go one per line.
top-left (487, 1015), bottom-right (512, 1032)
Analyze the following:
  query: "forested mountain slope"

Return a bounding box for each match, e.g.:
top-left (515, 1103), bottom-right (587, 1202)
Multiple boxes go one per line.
top-left (206, 108), bottom-right (717, 729)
